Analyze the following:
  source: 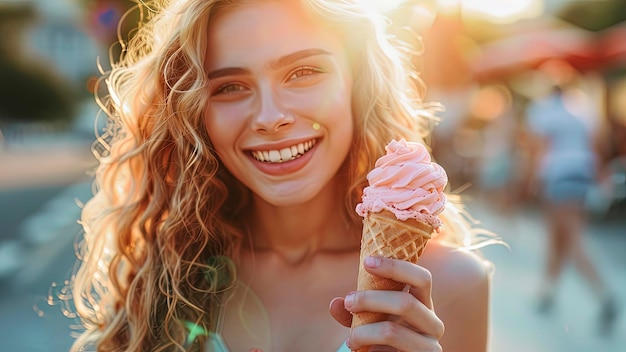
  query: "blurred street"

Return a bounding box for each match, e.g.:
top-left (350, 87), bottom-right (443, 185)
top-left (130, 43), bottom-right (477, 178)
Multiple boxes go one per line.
top-left (0, 134), bottom-right (624, 351)
top-left (469, 195), bottom-right (626, 352)
top-left (0, 132), bottom-right (95, 351)
top-left (1, 0), bottom-right (625, 351)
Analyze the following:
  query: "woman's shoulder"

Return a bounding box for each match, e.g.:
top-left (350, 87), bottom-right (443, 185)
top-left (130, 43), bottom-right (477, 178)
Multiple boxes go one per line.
top-left (422, 240), bottom-right (491, 277)
top-left (420, 240), bottom-right (492, 305)
top-left (421, 239), bottom-right (492, 351)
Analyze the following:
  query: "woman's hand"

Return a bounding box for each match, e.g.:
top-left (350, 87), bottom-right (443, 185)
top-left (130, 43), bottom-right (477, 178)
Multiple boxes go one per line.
top-left (329, 256), bottom-right (444, 351)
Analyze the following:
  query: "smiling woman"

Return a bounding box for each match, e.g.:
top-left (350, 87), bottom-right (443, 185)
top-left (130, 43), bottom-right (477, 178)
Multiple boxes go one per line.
top-left (68, 1), bottom-right (495, 352)
top-left (204, 2), bottom-right (354, 205)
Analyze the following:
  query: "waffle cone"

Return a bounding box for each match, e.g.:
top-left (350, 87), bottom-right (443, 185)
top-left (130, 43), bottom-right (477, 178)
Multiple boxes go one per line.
top-left (351, 210), bottom-right (433, 351)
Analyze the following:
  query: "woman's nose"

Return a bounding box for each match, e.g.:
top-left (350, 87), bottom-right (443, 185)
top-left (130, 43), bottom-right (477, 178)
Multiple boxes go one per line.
top-left (251, 89), bottom-right (294, 133)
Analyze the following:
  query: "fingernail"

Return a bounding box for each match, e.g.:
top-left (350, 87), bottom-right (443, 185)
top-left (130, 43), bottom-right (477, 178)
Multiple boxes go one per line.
top-left (344, 292), bottom-right (355, 309)
top-left (365, 256), bottom-right (381, 268)
top-left (345, 337), bottom-right (351, 350)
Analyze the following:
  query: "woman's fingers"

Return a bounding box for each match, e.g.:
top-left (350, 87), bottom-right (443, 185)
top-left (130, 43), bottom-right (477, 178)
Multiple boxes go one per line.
top-left (331, 257), bottom-right (443, 350)
top-left (364, 256), bottom-right (434, 310)
top-left (345, 290), bottom-right (444, 339)
top-left (329, 296), bottom-right (353, 327)
top-left (349, 320), bottom-right (443, 352)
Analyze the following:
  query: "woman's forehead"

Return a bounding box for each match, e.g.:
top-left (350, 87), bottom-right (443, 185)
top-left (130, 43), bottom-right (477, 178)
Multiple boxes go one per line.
top-left (205, 1), bottom-right (343, 70)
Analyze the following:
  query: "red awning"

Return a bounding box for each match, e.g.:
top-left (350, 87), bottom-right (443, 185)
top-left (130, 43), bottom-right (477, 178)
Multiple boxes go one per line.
top-left (470, 19), bottom-right (598, 81)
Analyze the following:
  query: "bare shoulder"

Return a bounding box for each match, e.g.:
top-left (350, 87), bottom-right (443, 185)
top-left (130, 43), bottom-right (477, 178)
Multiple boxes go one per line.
top-left (420, 240), bottom-right (492, 306)
top-left (421, 240), bottom-right (492, 352)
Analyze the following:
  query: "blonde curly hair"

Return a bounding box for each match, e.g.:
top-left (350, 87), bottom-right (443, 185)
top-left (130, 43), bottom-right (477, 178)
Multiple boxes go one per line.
top-left (70, 0), bottom-right (480, 351)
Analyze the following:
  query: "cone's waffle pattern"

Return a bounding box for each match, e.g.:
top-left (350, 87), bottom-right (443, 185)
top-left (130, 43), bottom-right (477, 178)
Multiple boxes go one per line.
top-left (351, 210), bottom-right (433, 351)
top-left (361, 211), bottom-right (432, 262)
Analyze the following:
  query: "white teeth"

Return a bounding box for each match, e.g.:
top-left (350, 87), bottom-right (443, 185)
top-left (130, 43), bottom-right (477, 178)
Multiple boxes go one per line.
top-left (251, 139), bottom-right (316, 163)
top-left (269, 150), bottom-right (281, 162)
top-left (280, 148), bottom-right (292, 160)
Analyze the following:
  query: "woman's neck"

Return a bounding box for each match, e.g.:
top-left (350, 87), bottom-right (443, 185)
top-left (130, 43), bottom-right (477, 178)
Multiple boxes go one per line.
top-left (247, 178), bottom-right (359, 265)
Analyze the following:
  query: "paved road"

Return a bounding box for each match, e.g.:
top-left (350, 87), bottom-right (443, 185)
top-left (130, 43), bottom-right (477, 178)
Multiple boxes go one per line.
top-left (0, 140), bottom-right (95, 280)
top-left (0, 185), bottom-right (66, 240)
top-left (0, 182), bottom-right (90, 352)
top-left (469, 197), bottom-right (626, 352)
top-left (0, 141), bottom-right (93, 352)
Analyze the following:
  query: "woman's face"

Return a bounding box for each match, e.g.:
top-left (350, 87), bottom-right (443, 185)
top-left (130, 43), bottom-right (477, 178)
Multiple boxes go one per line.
top-left (204, 1), bottom-right (354, 207)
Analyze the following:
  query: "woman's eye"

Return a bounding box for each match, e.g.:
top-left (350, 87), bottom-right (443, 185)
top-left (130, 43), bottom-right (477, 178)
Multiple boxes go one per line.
top-left (287, 66), bottom-right (322, 81)
top-left (214, 84), bottom-right (246, 96)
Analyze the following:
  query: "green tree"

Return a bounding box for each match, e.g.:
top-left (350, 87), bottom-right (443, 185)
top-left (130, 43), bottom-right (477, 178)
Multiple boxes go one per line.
top-left (557, 0), bottom-right (626, 31)
top-left (0, 58), bottom-right (76, 125)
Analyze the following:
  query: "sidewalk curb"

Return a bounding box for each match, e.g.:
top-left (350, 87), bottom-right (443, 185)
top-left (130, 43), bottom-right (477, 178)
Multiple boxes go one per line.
top-left (0, 142), bottom-right (96, 190)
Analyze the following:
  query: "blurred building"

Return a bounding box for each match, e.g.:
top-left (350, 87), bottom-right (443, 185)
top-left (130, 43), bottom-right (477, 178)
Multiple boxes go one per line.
top-left (0, 0), bottom-right (106, 143)
top-left (5, 0), bottom-right (101, 89)
top-left (384, 0), bottom-right (626, 216)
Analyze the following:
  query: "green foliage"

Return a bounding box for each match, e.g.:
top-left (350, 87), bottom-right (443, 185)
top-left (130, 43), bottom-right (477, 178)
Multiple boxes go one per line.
top-left (557, 0), bottom-right (626, 31)
top-left (0, 58), bottom-right (77, 125)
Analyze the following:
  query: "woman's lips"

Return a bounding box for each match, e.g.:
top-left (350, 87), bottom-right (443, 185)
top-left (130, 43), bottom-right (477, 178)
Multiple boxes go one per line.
top-left (248, 138), bottom-right (319, 175)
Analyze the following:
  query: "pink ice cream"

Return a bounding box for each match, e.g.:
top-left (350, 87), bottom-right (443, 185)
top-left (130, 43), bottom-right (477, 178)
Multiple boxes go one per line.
top-left (356, 139), bottom-right (448, 228)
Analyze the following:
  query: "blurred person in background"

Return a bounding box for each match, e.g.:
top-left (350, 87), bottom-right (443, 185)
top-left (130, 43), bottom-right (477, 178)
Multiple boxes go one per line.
top-left (522, 60), bottom-right (618, 334)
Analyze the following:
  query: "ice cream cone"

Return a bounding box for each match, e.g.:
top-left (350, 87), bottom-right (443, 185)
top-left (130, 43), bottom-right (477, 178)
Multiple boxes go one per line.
top-left (351, 210), bottom-right (433, 348)
top-left (351, 139), bottom-right (447, 352)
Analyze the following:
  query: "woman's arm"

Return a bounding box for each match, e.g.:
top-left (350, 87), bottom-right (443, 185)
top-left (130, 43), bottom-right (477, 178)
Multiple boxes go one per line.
top-left (431, 246), bottom-right (491, 352)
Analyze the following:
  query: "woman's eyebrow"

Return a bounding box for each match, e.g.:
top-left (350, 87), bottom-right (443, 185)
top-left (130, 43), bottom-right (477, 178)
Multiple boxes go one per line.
top-left (207, 67), bottom-right (251, 80)
top-left (269, 48), bottom-right (331, 70)
top-left (207, 48), bottom-right (331, 80)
